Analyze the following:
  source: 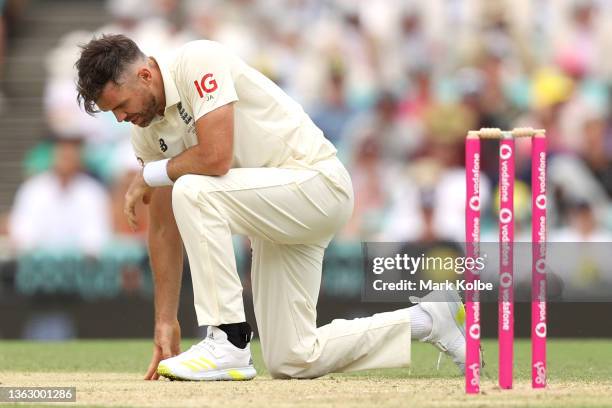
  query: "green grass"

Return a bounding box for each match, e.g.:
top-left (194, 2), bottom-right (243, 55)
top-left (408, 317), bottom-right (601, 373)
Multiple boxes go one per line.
top-left (1, 339), bottom-right (611, 408)
top-left (1, 338), bottom-right (610, 381)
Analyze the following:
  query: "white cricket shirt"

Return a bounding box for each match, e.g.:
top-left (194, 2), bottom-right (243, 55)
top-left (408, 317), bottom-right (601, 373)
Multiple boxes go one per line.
top-left (131, 40), bottom-right (337, 169)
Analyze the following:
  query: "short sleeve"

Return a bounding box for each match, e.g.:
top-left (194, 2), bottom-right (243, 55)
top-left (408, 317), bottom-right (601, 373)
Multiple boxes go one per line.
top-left (177, 42), bottom-right (239, 121)
top-left (130, 127), bottom-right (164, 166)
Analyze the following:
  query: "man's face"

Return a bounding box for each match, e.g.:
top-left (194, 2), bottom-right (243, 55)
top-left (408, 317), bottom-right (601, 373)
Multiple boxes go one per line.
top-left (96, 69), bottom-right (159, 127)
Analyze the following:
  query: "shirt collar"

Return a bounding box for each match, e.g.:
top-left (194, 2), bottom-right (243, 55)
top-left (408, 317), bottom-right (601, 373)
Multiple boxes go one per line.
top-left (153, 56), bottom-right (180, 112)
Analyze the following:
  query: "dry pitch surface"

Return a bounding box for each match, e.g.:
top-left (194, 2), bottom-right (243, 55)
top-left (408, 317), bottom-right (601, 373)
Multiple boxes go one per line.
top-left (1, 340), bottom-right (611, 407)
top-left (4, 372), bottom-right (612, 408)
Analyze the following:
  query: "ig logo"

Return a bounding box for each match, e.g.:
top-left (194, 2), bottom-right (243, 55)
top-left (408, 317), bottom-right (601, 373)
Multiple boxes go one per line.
top-left (194, 73), bottom-right (218, 97)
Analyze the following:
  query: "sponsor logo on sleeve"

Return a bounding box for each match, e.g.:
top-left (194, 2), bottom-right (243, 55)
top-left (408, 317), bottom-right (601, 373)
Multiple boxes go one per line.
top-left (194, 73), bottom-right (218, 98)
top-left (177, 102), bottom-right (193, 126)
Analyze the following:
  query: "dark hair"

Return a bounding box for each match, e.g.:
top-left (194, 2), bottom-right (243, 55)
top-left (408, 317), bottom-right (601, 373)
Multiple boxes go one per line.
top-left (75, 34), bottom-right (145, 115)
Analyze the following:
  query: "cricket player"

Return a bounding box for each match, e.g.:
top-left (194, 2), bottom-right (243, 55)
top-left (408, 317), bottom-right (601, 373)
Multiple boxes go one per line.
top-left (75, 34), bottom-right (467, 381)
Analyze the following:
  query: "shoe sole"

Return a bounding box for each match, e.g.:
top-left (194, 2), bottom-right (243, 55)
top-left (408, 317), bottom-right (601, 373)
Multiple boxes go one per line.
top-left (157, 364), bottom-right (257, 381)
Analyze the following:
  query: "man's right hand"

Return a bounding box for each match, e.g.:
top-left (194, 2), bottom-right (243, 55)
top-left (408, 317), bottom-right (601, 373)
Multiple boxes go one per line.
top-left (144, 320), bottom-right (181, 380)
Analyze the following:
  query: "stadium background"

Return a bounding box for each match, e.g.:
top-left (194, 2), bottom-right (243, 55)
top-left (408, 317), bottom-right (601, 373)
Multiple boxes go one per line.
top-left (0, 0), bottom-right (610, 340)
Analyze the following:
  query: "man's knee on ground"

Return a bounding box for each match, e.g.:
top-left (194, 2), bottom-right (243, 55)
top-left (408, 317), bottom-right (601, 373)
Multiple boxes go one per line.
top-left (265, 346), bottom-right (322, 379)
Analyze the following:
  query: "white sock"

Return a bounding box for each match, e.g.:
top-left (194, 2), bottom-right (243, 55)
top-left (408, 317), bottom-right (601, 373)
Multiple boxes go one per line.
top-left (409, 304), bottom-right (433, 340)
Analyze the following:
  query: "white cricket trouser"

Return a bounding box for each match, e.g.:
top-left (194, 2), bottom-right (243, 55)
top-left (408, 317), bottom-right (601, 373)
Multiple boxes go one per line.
top-left (171, 156), bottom-right (411, 378)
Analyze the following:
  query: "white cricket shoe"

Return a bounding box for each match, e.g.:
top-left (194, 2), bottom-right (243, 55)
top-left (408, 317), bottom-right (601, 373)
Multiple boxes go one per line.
top-left (157, 326), bottom-right (256, 381)
top-left (410, 290), bottom-right (468, 373)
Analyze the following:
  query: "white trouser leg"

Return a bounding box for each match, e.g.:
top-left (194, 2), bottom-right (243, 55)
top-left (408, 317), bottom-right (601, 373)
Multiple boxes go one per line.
top-left (251, 238), bottom-right (412, 378)
top-left (171, 158), bottom-right (411, 376)
top-left (171, 158), bottom-right (352, 325)
top-left (171, 174), bottom-right (246, 325)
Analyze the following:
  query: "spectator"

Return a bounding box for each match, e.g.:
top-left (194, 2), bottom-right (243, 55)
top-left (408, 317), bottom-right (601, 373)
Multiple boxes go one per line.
top-left (553, 0), bottom-right (612, 82)
top-left (551, 199), bottom-right (612, 242)
top-left (9, 138), bottom-right (111, 256)
top-left (6, 0), bottom-right (612, 248)
top-left (341, 136), bottom-right (388, 240)
top-left (549, 198), bottom-right (612, 290)
top-left (342, 91), bottom-right (421, 168)
top-left (383, 103), bottom-right (490, 243)
top-left (310, 67), bottom-right (354, 146)
top-left (398, 67), bottom-right (435, 121)
top-left (580, 116), bottom-right (612, 198)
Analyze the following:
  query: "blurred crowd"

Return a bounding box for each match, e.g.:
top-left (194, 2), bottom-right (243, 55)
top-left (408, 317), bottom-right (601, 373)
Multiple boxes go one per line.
top-left (5, 0), bottom-right (612, 259)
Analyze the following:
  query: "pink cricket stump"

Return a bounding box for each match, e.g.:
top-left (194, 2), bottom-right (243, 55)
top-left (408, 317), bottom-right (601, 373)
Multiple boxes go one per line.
top-left (499, 135), bottom-right (515, 389)
top-left (531, 133), bottom-right (547, 388)
top-left (465, 134), bottom-right (481, 394)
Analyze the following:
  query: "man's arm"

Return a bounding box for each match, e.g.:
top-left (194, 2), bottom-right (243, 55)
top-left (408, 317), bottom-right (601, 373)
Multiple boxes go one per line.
top-left (166, 102), bottom-right (234, 178)
top-left (144, 186), bottom-right (183, 380)
top-left (125, 103), bottom-right (234, 231)
top-left (149, 186), bottom-right (183, 322)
